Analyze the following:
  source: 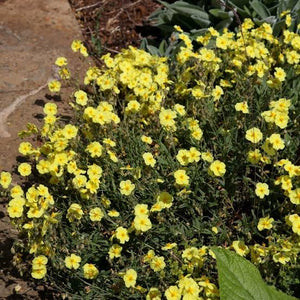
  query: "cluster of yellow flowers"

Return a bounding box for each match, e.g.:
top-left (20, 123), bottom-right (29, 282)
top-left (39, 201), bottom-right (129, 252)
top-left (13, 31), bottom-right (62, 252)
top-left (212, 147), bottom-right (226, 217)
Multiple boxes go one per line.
top-left (1, 16), bottom-right (300, 298)
top-left (84, 46), bottom-right (169, 115)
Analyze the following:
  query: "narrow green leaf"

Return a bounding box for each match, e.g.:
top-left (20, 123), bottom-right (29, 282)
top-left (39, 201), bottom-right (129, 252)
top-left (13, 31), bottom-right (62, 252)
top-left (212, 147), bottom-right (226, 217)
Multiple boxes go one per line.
top-left (212, 247), bottom-right (298, 300)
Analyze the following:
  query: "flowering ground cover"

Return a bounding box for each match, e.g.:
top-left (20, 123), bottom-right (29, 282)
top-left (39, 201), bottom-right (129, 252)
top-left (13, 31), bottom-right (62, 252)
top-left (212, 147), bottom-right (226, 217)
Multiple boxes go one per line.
top-left (1, 8), bottom-right (300, 300)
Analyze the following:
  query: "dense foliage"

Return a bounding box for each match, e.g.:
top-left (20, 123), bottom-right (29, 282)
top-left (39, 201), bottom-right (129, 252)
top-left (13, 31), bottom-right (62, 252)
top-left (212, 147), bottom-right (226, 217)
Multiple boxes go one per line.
top-left (1, 16), bottom-right (300, 299)
top-left (141, 0), bottom-right (300, 56)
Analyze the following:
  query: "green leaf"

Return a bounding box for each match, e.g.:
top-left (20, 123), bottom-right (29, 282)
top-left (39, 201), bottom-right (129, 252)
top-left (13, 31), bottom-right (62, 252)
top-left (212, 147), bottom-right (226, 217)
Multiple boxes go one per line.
top-left (250, 0), bottom-right (270, 19)
top-left (212, 247), bottom-right (298, 300)
top-left (209, 8), bottom-right (231, 18)
top-left (166, 1), bottom-right (210, 21)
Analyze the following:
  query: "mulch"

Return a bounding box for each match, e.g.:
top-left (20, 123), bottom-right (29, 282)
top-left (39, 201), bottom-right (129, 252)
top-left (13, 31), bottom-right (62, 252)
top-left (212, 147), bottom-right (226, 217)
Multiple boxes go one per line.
top-left (68, 0), bottom-right (162, 59)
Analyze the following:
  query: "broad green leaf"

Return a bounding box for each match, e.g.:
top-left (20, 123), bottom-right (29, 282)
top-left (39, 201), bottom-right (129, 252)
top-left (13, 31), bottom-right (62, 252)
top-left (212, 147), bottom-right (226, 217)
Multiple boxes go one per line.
top-left (166, 1), bottom-right (210, 21)
top-left (209, 9), bottom-right (234, 19)
top-left (214, 18), bottom-right (234, 30)
top-left (212, 247), bottom-right (298, 300)
top-left (190, 14), bottom-right (211, 27)
top-left (250, 0), bottom-right (270, 18)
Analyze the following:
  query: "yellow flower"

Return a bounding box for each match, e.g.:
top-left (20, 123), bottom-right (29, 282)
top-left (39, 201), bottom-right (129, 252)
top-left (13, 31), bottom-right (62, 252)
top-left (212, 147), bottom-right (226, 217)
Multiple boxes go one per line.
top-left (191, 128), bottom-right (203, 140)
top-left (257, 216), bottom-right (274, 231)
top-left (189, 147), bottom-right (201, 163)
top-left (269, 133), bottom-right (285, 150)
top-left (174, 169), bottom-right (189, 186)
top-left (71, 40), bottom-right (82, 52)
top-left (212, 226), bottom-right (219, 234)
top-left (292, 219), bottom-right (300, 235)
top-left (74, 90), bottom-right (88, 106)
top-left (107, 150), bottom-right (119, 162)
top-left (134, 204), bottom-right (149, 216)
top-left (59, 67), bottom-right (71, 79)
top-left (142, 152), bottom-right (156, 167)
top-left (162, 243), bottom-right (177, 251)
top-left (119, 180), bottom-right (135, 196)
top-left (7, 199), bottom-right (24, 218)
top-left (209, 160), bottom-right (226, 177)
top-left (27, 207), bottom-right (45, 219)
top-left (103, 138), bottom-right (116, 147)
top-left (31, 265), bottom-right (47, 279)
top-left (235, 101), bottom-right (249, 113)
top-left (108, 209), bottom-right (120, 217)
top-left (83, 263), bottom-right (99, 279)
top-left (87, 164), bottom-right (103, 180)
top-left (289, 188), bottom-right (300, 205)
top-left (262, 139), bottom-right (276, 156)
top-left (232, 240), bottom-right (249, 256)
top-left (201, 151), bottom-right (213, 162)
top-left (147, 287), bottom-right (162, 300)
top-left (65, 254), bottom-right (81, 269)
top-left (176, 149), bottom-right (191, 166)
top-left (89, 207), bottom-right (104, 222)
top-left (178, 276), bottom-right (200, 298)
top-left (159, 108), bottom-right (177, 129)
top-left (63, 124), bottom-right (78, 139)
top-left (143, 250), bottom-right (155, 263)
top-left (174, 104), bottom-right (186, 116)
top-left (54, 153), bottom-right (69, 167)
top-left (247, 149), bottom-right (262, 164)
top-left (18, 162), bottom-right (32, 176)
top-left (212, 85), bottom-right (223, 101)
top-left (199, 48), bottom-right (217, 62)
top-left (255, 182), bottom-right (270, 199)
top-left (67, 203), bottom-right (83, 222)
top-left (31, 255), bottom-right (48, 279)
top-left (44, 115), bottom-right (56, 125)
top-left (86, 141), bottom-right (103, 158)
top-left (150, 256), bottom-right (166, 272)
top-left (216, 36), bottom-right (230, 49)
top-left (43, 103), bottom-right (57, 115)
top-left (273, 252), bottom-right (291, 265)
top-left (55, 56), bottom-right (68, 67)
top-left (285, 13), bottom-right (292, 26)
top-left (18, 142), bottom-right (33, 155)
top-left (275, 113), bottom-right (289, 129)
top-left (191, 86), bottom-right (205, 99)
top-left (125, 100), bottom-right (141, 113)
top-left (108, 244), bottom-right (122, 260)
top-left (115, 226), bottom-right (129, 244)
top-left (0, 171), bottom-right (12, 189)
top-left (286, 49), bottom-right (300, 64)
top-left (80, 45), bottom-right (89, 57)
top-left (150, 201), bottom-right (164, 212)
top-left (245, 127), bottom-right (263, 143)
top-left (72, 175), bottom-right (87, 189)
top-left (141, 135), bottom-right (153, 144)
top-left (123, 269), bottom-right (137, 288)
top-left (156, 191), bottom-right (173, 209)
top-left (10, 185), bottom-right (24, 198)
top-left (134, 215), bottom-right (152, 232)
top-left (274, 67), bottom-right (286, 82)
top-left (48, 80), bottom-right (61, 93)
top-left (174, 25), bottom-right (183, 32)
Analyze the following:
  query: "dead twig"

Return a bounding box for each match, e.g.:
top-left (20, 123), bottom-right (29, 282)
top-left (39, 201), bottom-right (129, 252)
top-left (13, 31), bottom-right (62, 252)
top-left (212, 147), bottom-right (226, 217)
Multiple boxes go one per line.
top-left (75, 1), bottom-right (103, 11)
top-left (109, 0), bottom-right (143, 20)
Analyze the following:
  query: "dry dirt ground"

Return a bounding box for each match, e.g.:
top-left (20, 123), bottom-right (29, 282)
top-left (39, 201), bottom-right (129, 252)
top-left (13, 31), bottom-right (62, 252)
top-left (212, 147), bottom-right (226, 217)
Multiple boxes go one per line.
top-left (0, 0), bottom-right (159, 298)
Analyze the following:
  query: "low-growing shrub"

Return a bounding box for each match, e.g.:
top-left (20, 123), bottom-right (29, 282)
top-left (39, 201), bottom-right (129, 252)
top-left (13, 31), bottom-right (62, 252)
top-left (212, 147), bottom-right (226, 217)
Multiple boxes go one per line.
top-left (1, 19), bottom-right (300, 299)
